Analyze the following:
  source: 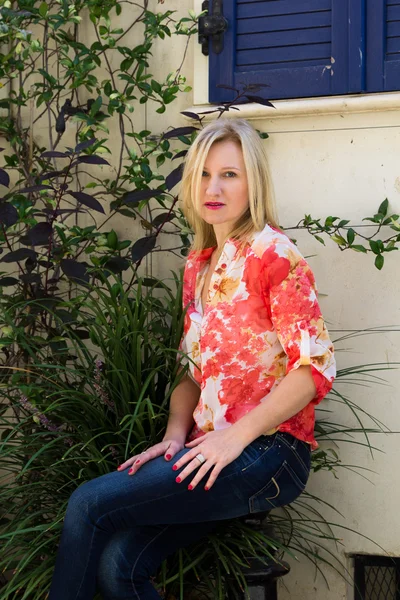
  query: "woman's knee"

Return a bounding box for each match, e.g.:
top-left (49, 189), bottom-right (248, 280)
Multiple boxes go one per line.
top-left (65, 478), bottom-right (100, 522)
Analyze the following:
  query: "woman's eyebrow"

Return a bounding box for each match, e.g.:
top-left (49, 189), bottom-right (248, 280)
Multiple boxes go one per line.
top-left (203, 166), bottom-right (241, 171)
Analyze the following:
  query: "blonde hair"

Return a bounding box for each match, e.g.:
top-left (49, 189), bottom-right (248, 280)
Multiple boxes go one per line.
top-left (180, 118), bottom-right (279, 254)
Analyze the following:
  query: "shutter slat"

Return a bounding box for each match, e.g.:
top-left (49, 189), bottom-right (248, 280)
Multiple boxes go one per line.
top-left (237, 11), bottom-right (331, 34)
top-left (238, 57), bottom-right (329, 72)
top-left (388, 21), bottom-right (400, 36)
top-left (237, 27), bottom-right (331, 51)
top-left (387, 37), bottom-right (400, 54)
top-left (387, 6), bottom-right (400, 20)
top-left (237, 43), bottom-right (331, 67)
top-left (238, 0), bottom-right (331, 19)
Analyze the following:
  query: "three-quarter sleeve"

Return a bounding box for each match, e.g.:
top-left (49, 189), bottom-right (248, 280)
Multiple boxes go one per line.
top-left (262, 241), bottom-right (336, 404)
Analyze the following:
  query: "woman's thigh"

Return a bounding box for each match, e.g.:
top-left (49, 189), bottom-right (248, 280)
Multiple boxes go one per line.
top-left (69, 431), bottom-right (311, 528)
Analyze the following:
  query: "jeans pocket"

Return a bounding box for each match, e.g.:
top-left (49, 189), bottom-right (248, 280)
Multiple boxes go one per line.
top-left (248, 457), bottom-right (309, 514)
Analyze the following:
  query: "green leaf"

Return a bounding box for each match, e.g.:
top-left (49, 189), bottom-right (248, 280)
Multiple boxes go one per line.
top-left (331, 234), bottom-right (346, 246)
top-left (118, 240), bottom-right (131, 250)
top-left (375, 254), bottom-right (384, 270)
top-left (369, 240), bottom-right (381, 255)
top-left (107, 230), bottom-right (118, 249)
top-left (39, 2), bottom-right (48, 17)
top-left (351, 245), bottom-right (367, 253)
top-left (346, 228), bottom-right (355, 245)
top-left (90, 96), bottom-right (102, 117)
top-left (151, 79), bottom-right (162, 94)
top-left (378, 198), bottom-right (389, 217)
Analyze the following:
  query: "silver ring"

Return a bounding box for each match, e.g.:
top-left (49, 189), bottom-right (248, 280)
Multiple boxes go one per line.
top-left (195, 452), bottom-right (206, 464)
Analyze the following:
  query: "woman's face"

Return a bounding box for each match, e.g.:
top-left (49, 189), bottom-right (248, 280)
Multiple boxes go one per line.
top-left (199, 139), bottom-right (249, 238)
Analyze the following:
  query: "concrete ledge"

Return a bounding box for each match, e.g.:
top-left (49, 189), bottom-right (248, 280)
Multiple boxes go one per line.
top-left (185, 92), bottom-right (400, 122)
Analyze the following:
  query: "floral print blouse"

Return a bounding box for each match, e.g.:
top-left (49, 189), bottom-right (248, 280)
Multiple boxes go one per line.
top-left (178, 223), bottom-right (336, 450)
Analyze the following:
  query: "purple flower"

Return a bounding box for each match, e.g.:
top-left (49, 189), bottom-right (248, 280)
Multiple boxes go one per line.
top-left (19, 394), bottom-right (74, 447)
top-left (94, 360), bottom-right (115, 412)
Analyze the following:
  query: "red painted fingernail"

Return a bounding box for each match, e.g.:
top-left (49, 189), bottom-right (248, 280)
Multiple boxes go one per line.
top-left (172, 465), bottom-right (178, 471)
top-left (176, 476), bottom-right (181, 483)
top-left (135, 459), bottom-right (140, 464)
top-left (188, 484), bottom-right (193, 490)
top-left (128, 469), bottom-right (133, 475)
top-left (165, 454), bottom-right (171, 460)
top-left (117, 465), bottom-right (122, 470)
top-left (204, 486), bottom-right (209, 491)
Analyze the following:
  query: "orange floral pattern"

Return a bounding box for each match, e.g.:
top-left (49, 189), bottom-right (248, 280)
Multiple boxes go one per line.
top-left (178, 224), bottom-right (336, 450)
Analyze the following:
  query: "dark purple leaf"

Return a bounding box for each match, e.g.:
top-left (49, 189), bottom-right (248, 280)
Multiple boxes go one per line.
top-left (41, 151), bottom-right (69, 159)
top-left (103, 256), bottom-right (130, 274)
top-left (0, 203), bottom-right (18, 227)
top-left (131, 235), bottom-right (157, 262)
top-left (141, 277), bottom-right (165, 288)
top-left (172, 150), bottom-right (188, 161)
top-left (121, 188), bottom-right (164, 206)
top-left (114, 208), bottom-right (137, 218)
top-left (1, 248), bottom-right (37, 263)
top-left (28, 222), bottom-right (52, 246)
top-left (196, 109), bottom-right (219, 116)
top-left (162, 127), bottom-right (199, 140)
top-left (73, 329), bottom-right (90, 340)
top-left (244, 95), bottom-right (275, 108)
top-left (54, 309), bottom-right (75, 324)
top-left (218, 104), bottom-right (240, 111)
top-left (25, 257), bottom-right (37, 272)
top-left (38, 259), bottom-right (53, 268)
top-left (180, 111), bottom-right (202, 121)
top-left (0, 169), bottom-right (10, 188)
top-left (75, 139), bottom-right (97, 153)
top-left (165, 163), bottom-right (183, 192)
top-left (77, 155), bottom-right (110, 166)
top-left (69, 191), bottom-right (105, 214)
top-left (152, 213), bottom-right (174, 228)
top-left (39, 170), bottom-right (64, 181)
top-left (20, 273), bottom-right (41, 284)
top-left (19, 185), bottom-right (54, 193)
top-left (60, 259), bottom-right (90, 285)
top-left (216, 84), bottom-right (239, 91)
top-left (19, 235), bottom-right (31, 246)
top-left (60, 184), bottom-right (68, 192)
top-left (0, 277), bottom-right (19, 287)
top-left (0, 148), bottom-right (4, 152)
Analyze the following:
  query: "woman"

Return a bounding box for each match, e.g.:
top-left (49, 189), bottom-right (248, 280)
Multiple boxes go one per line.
top-left (48, 118), bottom-right (336, 599)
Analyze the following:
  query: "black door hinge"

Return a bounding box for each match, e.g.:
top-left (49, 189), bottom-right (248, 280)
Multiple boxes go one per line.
top-left (198, 0), bottom-right (228, 56)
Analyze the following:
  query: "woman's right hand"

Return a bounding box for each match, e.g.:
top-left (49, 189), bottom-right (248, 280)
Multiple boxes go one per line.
top-left (117, 438), bottom-right (185, 475)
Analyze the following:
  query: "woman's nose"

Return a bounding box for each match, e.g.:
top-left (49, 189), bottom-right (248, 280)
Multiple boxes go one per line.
top-left (205, 177), bottom-right (221, 197)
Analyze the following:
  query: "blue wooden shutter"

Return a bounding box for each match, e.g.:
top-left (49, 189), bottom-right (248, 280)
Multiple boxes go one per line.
top-left (208, 0), bottom-right (364, 103)
top-left (366, 0), bottom-right (400, 91)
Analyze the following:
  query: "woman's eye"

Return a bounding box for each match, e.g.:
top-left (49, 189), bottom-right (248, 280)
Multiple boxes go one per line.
top-left (201, 171), bottom-right (209, 177)
top-left (224, 171), bottom-right (236, 177)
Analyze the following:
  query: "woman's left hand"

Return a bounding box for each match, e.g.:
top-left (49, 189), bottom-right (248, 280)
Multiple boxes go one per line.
top-left (172, 428), bottom-right (246, 491)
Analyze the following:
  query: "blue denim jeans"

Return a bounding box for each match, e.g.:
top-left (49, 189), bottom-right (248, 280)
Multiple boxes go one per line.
top-left (48, 431), bottom-right (311, 600)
